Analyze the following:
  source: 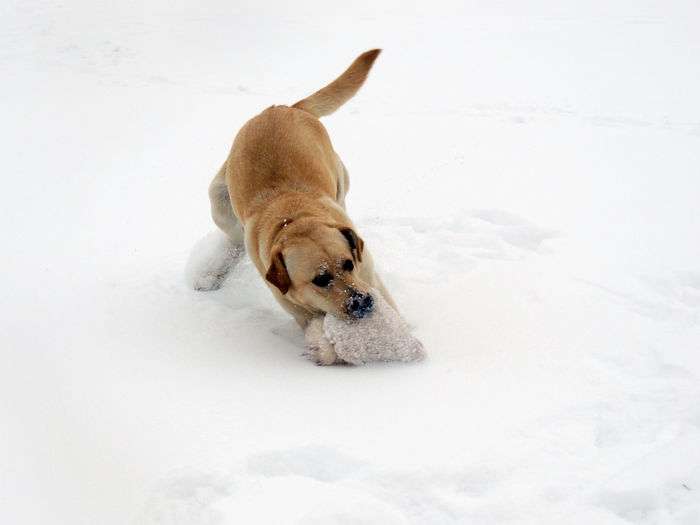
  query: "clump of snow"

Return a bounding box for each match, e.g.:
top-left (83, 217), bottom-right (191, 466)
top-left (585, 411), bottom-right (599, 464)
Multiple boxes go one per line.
top-left (320, 291), bottom-right (425, 365)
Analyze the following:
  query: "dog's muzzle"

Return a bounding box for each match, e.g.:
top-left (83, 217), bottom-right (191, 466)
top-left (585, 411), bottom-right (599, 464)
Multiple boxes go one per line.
top-left (346, 291), bottom-right (374, 319)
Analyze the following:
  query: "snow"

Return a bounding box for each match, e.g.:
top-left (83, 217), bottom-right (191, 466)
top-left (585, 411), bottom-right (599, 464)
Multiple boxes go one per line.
top-left (2, 1), bottom-right (700, 523)
top-left (309, 291), bottom-right (425, 365)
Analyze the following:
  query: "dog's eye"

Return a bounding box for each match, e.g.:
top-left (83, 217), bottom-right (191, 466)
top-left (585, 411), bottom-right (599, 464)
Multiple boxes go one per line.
top-left (312, 273), bottom-right (332, 288)
top-left (343, 259), bottom-right (354, 272)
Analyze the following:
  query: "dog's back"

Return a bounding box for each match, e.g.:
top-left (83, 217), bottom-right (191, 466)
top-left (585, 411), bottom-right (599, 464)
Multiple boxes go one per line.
top-left (226, 49), bottom-right (382, 220)
top-left (227, 106), bottom-right (337, 218)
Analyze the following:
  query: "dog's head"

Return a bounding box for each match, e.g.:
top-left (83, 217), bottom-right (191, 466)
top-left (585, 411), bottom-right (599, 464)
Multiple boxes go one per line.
top-left (265, 221), bottom-right (374, 319)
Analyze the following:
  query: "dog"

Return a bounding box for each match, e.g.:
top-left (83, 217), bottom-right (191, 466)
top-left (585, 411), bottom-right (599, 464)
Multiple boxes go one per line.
top-left (202, 49), bottom-right (397, 364)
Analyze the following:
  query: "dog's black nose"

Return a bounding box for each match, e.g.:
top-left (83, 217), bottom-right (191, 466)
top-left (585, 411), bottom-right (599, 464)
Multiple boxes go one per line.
top-left (346, 291), bottom-right (374, 319)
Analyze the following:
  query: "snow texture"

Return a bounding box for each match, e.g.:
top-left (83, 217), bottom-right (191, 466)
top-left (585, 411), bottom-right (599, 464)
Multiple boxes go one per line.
top-left (319, 291), bottom-right (425, 365)
top-left (3, 1), bottom-right (700, 524)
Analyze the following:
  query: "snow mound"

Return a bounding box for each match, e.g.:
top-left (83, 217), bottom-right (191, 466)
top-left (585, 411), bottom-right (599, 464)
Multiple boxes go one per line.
top-left (322, 290), bottom-right (425, 365)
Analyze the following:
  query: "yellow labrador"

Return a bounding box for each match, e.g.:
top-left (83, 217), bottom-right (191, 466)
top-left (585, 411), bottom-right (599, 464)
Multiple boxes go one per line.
top-left (204, 49), bottom-right (396, 363)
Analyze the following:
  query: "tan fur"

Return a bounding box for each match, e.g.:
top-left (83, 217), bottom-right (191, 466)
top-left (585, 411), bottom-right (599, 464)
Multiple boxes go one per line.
top-left (207, 49), bottom-right (396, 347)
top-left (292, 49), bottom-right (381, 117)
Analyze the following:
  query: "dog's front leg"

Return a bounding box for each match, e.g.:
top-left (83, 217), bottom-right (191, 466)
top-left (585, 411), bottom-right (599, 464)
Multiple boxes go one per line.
top-left (304, 317), bottom-right (343, 365)
top-left (188, 231), bottom-right (245, 291)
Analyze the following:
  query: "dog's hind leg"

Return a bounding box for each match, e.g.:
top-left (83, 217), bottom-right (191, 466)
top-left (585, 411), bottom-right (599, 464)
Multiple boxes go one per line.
top-left (335, 157), bottom-right (350, 210)
top-left (209, 162), bottom-right (244, 243)
top-left (193, 163), bottom-right (246, 291)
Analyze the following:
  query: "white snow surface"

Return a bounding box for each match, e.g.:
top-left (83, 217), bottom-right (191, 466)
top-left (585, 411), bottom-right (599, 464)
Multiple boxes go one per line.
top-left (2, 1), bottom-right (700, 524)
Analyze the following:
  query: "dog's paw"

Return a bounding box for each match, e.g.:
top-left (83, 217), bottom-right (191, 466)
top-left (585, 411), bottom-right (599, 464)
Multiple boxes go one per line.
top-left (303, 317), bottom-right (344, 366)
top-left (305, 342), bottom-right (344, 366)
top-left (185, 231), bottom-right (245, 292)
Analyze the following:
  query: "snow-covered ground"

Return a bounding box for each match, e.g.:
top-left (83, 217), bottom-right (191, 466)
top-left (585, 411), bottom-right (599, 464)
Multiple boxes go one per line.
top-left (2, 1), bottom-right (700, 523)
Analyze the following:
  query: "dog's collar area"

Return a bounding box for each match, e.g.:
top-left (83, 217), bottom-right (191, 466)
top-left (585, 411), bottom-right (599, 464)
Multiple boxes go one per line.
top-left (270, 218), bottom-right (295, 245)
top-left (277, 218), bottom-right (293, 235)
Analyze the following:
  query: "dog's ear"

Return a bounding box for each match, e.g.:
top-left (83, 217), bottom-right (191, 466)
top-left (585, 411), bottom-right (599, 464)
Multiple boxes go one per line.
top-left (339, 227), bottom-right (364, 263)
top-left (265, 249), bottom-right (291, 294)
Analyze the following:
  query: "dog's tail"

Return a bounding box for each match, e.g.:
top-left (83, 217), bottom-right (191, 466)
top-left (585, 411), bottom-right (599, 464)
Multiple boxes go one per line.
top-left (292, 49), bottom-right (381, 118)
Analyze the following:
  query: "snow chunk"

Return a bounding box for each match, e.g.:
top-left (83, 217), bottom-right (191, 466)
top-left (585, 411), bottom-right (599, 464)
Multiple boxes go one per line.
top-left (315, 290), bottom-right (425, 365)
